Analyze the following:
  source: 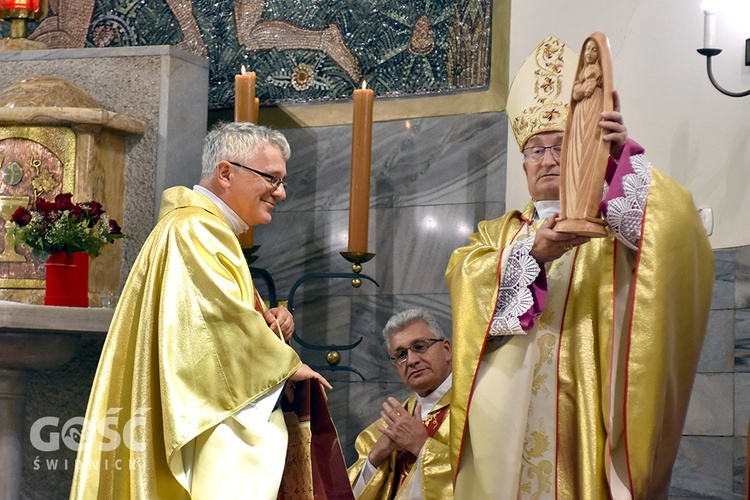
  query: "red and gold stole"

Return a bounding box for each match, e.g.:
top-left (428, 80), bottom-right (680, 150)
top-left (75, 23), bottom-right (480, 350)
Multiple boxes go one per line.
top-left (393, 405), bottom-right (449, 496)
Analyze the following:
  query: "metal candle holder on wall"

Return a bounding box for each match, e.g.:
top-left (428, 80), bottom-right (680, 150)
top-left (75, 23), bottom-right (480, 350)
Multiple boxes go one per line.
top-left (339, 251), bottom-right (375, 287)
top-left (287, 271), bottom-right (378, 380)
top-left (697, 47), bottom-right (750, 98)
top-left (244, 250), bottom-right (378, 380)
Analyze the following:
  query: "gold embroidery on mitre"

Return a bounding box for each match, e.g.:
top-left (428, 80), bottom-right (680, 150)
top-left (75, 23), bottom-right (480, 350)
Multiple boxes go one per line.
top-left (508, 35), bottom-right (577, 150)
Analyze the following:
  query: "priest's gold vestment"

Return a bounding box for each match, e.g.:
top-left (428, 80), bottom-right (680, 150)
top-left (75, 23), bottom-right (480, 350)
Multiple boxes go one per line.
top-left (70, 187), bottom-right (301, 499)
top-left (347, 391), bottom-right (452, 500)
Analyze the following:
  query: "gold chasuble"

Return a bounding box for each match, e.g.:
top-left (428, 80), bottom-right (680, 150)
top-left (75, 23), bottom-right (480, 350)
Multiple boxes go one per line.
top-left (347, 391), bottom-right (452, 500)
top-left (70, 187), bottom-right (301, 499)
top-left (447, 161), bottom-right (713, 498)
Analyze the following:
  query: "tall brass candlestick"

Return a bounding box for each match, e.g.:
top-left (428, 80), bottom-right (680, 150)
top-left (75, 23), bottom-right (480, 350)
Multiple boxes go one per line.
top-left (348, 81), bottom-right (374, 254)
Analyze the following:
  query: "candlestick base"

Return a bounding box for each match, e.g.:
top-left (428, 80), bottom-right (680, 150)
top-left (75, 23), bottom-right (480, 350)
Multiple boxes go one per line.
top-left (340, 252), bottom-right (375, 287)
top-left (697, 48), bottom-right (722, 57)
top-left (340, 251), bottom-right (375, 265)
top-left (242, 245), bottom-right (261, 265)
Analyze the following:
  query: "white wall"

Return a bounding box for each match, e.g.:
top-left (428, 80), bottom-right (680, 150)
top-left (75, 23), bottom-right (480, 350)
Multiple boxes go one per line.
top-left (506, 0), bottom-right (750, 249)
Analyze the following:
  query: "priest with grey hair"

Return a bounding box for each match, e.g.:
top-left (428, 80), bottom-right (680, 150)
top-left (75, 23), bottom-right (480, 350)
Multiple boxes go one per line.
top-left (348, 308), bottom-right (453, 500)
top-left (71, 121), bottom-right (331, 499)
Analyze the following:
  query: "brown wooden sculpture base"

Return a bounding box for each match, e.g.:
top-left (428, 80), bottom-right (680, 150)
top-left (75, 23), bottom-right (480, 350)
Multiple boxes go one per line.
top-left (555, 217), bottom-right (608, 237)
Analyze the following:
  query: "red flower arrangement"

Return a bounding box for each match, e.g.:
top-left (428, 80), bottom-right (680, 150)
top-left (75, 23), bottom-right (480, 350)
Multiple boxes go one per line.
top-left (10, 193), bottom-right (125, 257)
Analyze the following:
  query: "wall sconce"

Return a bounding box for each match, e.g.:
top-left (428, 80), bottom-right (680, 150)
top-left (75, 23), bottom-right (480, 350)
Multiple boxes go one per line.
top-left (696, 0), bottom-right (750, 97)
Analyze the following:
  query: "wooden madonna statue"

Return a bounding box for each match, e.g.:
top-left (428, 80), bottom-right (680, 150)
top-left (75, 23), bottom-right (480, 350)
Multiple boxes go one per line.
top-left (555, 32), bottom-right (614, 237)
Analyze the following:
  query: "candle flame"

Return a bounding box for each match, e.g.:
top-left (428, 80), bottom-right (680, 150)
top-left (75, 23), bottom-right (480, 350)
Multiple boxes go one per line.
top-left (241, 65), bottom-right (247, 75)
top-left (362, 80), bottom-right (368, 90)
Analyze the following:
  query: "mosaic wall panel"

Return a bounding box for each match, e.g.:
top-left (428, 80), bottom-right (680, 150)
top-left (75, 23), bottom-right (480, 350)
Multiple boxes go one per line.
top-left (16, 0), bottom-right (492, 109)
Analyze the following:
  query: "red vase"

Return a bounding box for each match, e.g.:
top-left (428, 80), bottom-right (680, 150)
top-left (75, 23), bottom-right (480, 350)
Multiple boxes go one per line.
top-left (44, 251), bottom-right (89, 307)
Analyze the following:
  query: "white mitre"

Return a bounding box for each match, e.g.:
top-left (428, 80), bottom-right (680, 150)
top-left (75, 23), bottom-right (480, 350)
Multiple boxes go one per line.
top-left (507, 34), bottom-right (578, 150)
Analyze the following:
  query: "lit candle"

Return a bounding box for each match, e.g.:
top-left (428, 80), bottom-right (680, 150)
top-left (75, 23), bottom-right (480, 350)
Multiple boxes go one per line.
top-left (702, 0), bottom-right (717, 48)
top-left (254, 97), bottom-right (260, 123)
top-left (234, 65), bottom-right (257, 124)
top-left (348, 81), bottom-right (374, 254)
top-left (235, 65), bottom-right (257, 248)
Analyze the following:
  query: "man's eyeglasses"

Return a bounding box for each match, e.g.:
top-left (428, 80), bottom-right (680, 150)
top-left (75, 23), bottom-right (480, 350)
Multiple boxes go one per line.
top-left (228, 161), bottom-right (285, 190)
top-left (521, 144), bottom-right (563, 163)
top-left (389, 338), bottom-right (443, 366)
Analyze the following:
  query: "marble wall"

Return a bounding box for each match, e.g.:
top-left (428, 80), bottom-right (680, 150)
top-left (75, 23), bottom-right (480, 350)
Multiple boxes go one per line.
top-left (670, 247), bottom-right (749, 500)
top-left (17, 109), bottom-right (747, 499)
